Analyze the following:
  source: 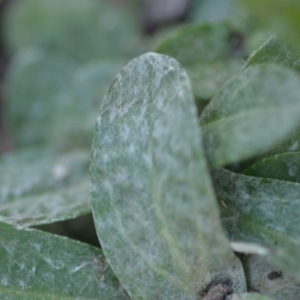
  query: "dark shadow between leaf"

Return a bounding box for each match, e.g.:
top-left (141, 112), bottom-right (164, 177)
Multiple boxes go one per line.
top-left (32, 213), bottom-right (100, 248)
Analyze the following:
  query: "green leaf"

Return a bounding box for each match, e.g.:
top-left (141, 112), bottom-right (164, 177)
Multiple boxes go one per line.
top-left (243, 152), bottom-right (300, 183)
top-left (242, 36), bottom-right (300, 164)
top-left (155, 23), bottom-right (244, 102)
top-left (0, 222), bottom-right (129, 299)
top-left (0, 148), bottom-right (91, 227)
top-left (244, 35), bottom-right (300, 72)
top-left (3, 0), bottom-right (140, 62)
top-left (5, 49), bottom-right (123, 149)
top-left (200, 63), bottom-right (300, 166)
top-left (90, 53), bottom-right (246, 299)
top-left (5, 48), bottom-right (78, 147)
top-left (242, 255), bottom-right (300, 299)
top-left (212, 167), bottom-right (300, 279)
top-left (59, 60), bottom-right (126, 149)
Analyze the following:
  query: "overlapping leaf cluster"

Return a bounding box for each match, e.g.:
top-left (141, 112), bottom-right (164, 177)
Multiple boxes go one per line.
top-left (1, 0), bottom-right (300, 299)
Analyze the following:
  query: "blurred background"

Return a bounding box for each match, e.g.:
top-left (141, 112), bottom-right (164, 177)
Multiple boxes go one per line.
top-left (0, 0), bottom-right (300, 155)
top-left (0, 0), bottom-right (194, 154)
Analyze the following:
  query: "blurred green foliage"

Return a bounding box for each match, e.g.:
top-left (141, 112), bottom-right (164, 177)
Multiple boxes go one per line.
top-left (2, 0), bottom-right (300, 299)
top-left (3, 0), bottom-right (143, 149)
top-left (241, 0), bottom-right (300, 50)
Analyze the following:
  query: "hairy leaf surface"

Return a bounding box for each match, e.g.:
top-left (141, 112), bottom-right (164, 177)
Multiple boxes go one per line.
top-left (242, 255), bottom-right (300, 299)
top-left (212, 168), bottom-right (300, 279)
top-left (200, 64), bottom-right (300, 166)
top-left (90, 53), bottom-right (246, 299)
top-left (0, 222), bottom-right (129, 299)
top-left (0, 148), bottom-right (91, 227)
top-left (61, 60), bottom-right (126, 148)
top-left (155, 23), bottom-right (243, 102)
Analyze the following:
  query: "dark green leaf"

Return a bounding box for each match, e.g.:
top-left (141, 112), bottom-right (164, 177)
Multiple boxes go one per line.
top-left (200, 64), bottom-right (300, 166)
top-left (0, 222), bottom-right (129, 299)
top-left (90, 53), bottom-right (246, 299)
top-left (155, 23), bottom-right (244, 102)
top-left (243, 152), bottom-right (300, 183)
top-left (0, 148), bottom-right (91, 227)
top-left (212, 167), bottom-right (300, 279)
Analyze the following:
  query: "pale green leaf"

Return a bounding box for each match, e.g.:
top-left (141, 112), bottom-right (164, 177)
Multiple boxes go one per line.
top-left (0, 222), bottom-right (129, 299)
top-left (0, 180), bottom-right (90, 228)
top-left (260, 130), bottom-right (300, 160)
top-left (0, 148), bottom-right (91, 227)
top-left (243, 152), bottom-right (300, 183)
top-left (212, 167), bottom-right (300, 279)
top-left (5, 48), bottom-right (78, 147)
top-left (58, 60), bottom-right (126, 149)
top-left (155, 23), bottom-right (243, 102)
top-left (243, 35), bottom-right (300, 71)
top-left (200, 64), bottom-right (300, 166)
top-left (90, 53), bottom-right (246, 299)
top-left (242, 255), bottom-right (300, 299)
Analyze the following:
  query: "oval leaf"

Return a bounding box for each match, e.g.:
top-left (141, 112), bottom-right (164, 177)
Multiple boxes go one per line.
top-left (90, 53), bottom-right (246, 299)
top-left (200, 64), bottom-right (300, 166)
top-left (155, 23), bottom-right (243, 102)
top-left (212, 167), bottom-right (300, 279)
top-left (0, 222), bottom-right (129, 299)
top-left (0, 148), bottom-right (91, 227)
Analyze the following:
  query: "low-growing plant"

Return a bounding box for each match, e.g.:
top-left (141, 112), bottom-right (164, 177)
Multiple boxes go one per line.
top-left (1, 0), bottom-right (300, 299)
